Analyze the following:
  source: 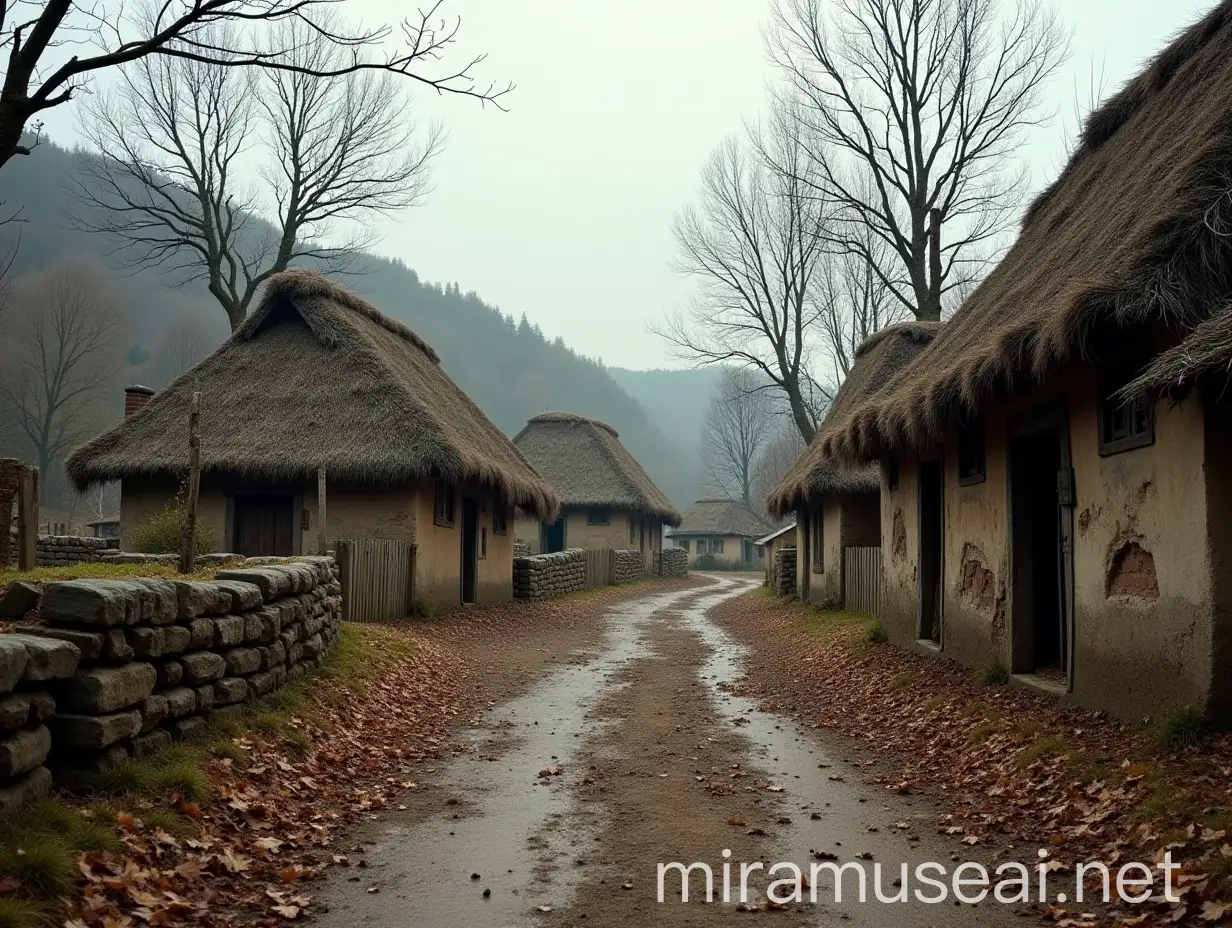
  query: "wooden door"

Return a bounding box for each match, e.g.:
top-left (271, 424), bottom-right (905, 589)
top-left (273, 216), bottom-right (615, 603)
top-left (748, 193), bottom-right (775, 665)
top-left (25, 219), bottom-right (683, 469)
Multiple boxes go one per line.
top-left (233, 494), bottom-right (295, 556)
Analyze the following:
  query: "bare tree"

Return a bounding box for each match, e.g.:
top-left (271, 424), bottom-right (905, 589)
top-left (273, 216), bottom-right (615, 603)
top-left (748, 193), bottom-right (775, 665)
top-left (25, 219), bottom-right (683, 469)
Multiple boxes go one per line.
top-left (769, 0), bottom-right (1068, 321)
top-left (74, 19), bottom-right (445, 331)
top-left (700, 369), bottom-right (776, 507)
top-left (658, 110), bottom-right (831, 443)
top-left (751, 423), bottom-right (808, 517)
top-left (0, 259), bottom-right (125, 483)
top-left (0, 0), bottom-right (505, 171)
top-left (152, 316), bottom-right (211, 386)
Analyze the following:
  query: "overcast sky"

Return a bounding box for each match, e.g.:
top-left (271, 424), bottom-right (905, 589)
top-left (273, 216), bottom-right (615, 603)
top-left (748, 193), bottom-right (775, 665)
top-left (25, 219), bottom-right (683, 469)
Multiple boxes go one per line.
top-left (45, 0), bottom-right (1213, 370)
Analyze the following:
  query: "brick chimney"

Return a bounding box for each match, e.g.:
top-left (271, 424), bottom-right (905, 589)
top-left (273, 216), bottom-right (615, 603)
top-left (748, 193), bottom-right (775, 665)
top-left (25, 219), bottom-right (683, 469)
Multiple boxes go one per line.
top-left (124, 385), bottom-right (155, 418)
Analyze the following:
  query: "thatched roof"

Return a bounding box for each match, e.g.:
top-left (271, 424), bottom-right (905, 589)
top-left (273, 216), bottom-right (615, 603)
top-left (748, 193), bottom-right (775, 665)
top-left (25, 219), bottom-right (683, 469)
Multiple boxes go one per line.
top-left (821, 0), bottom-right (1232, 462)
top-left (66, 270), bottom-right (558, 520)
top-left (512, 412), bottom-right (681, 525)
top-left (766, 322), bottom-right (940, 517)
top-left (671, 499), bottom-right (774, 538)
top-left (1125, 304), bottom-right (1232, 401)
top-left (755, 522), bottom-right (796, 547)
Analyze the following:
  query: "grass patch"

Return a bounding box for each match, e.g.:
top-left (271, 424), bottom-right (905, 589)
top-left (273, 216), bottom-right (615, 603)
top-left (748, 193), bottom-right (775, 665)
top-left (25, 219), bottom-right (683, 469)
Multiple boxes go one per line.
top-left (890, 671), bottom-right (919, 691)
top-left (1016, 736), bottom-right (1069, 769)
top-left (1137, 769), bottom-right (1198, 823)
top-left (0, 896), bottom-right (54, 928)
top-left (974, 658), bottom-right (1009, 687)
top-left (0, 561), bottom-right (220, 589)
top-left (0, 835), bottom-right (75, 898)
top-left (967, 718), bottom-right (1002, 744)
top-left (922, 692), bottom-right (951, 711)
top-left (1150, 709), bottom-right (1206, 753)
top-left (866, 622), bottom-right (889, 645)
top-left (789, 609), bottom-right (876, 641)
top-left (100, 745), bottom-right (212, 802)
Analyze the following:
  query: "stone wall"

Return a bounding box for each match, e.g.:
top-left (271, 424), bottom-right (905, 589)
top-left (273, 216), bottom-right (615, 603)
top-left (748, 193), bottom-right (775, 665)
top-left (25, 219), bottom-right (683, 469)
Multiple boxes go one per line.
top-left (6, 556), bottom-right (341, 792)
top-left (653, 548), bottom-right (687, 578)
top-left (774, 547), bottom-right (797, 597)
top-left (34, 535), bottom-right (117, 567)
top-left (512, 549), bottom-right (585, 600)
top-left (613, 549), bottom-right (644, 583)
top-left (513, 540), bottom-right (532, 559)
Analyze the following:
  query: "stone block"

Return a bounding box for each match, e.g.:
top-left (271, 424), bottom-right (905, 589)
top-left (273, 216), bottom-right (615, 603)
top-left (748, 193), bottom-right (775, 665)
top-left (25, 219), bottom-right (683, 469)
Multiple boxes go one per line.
top-left (101, 628), bottom-right (134, 661)
top-left (194, 685), bottom-right (215, 713)
top-left (272, 665), bottom-right (287, 688)
top-left (0, 725), bottom-right (50, 777)
top-left (51, 744), bottom-right (128, 789)
top-left (187, 617), bottom-right (215, 650)
top-left (133, 579), bottom-right (178, 625)
top-left (131, 728), bottom-right (172, 757)
top-left (0, 581), bottom-right (41, 619)
top-left (222, 648), bottom-right (261, 676)
top-left (0, 638), bottom-right (29, 693)
top-left (126, 626), bottom-right (166, 659)
top-left (140, 695), bottom-right (169, 733)
top-left (302, 634), bottom-right (323, 658)
top-left (214, 568), bottom-right (281, 600)
top-left (55, 663), bottom-right (156, 714)
top-left (5, 634), bottom-right (80, 682)
top-left (288, 641), bottom-right (304, 664)
top-left (180, 651), bottom-right (226, 684)
top-left (0, 693), bottom-right (32, 731)
top-left (213, 580), bottom-right (264, 612)
top-left (155, 659), bottom-right (184, 689)
top-left (162, 687), bottom-right (197, 718)
top-left (173, 581), bottom-right (227, 618)
top-left (268, 640), bottom-right (287, 668)
top-left (29, 691), bottom-right (55, 723)
top-left (50, 711), bottom-right (141, 750)
top-left (169, 716), bottom-right (207, 741)
top-left (16, 626), bottom-right (104, 661)
top-left (212, 677), bottom-right (249, 705)
top-left (41, 579), bottom-right (140, 626)
top-left (162, 625), bottom-right (191, 655)
top-left (247, 670), bottom-right (278, 697)
top-left (213, 615), bottom-right (245, 648)
top-left (0, 765), bottom-right (51, 812)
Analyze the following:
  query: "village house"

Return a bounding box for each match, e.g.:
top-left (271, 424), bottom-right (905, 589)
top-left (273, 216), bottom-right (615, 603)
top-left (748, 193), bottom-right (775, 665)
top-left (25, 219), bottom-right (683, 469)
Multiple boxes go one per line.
top-left (669, 499), bottom-right (773, 568)
top-left (768, 323), bottom-right (940, 606)
top-left (813, 2), bottom-right (1232, 723)
top-left (512, 412), bottom-right (680, 570)
top-left (66, 270), bottom-right (557, 608)
top-left (754, 521), bottom-right (796, 587)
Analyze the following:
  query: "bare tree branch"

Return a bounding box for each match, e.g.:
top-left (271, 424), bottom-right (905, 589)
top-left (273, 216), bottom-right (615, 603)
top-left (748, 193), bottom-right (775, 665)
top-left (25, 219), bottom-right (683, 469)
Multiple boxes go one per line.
top-left (700, 368), bottom-right (776, 508)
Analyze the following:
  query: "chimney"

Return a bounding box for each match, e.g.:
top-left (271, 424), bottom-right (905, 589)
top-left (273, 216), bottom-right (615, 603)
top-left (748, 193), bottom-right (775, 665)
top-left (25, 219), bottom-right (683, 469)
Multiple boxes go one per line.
top-left (124, 385), bottom-right (155, 418)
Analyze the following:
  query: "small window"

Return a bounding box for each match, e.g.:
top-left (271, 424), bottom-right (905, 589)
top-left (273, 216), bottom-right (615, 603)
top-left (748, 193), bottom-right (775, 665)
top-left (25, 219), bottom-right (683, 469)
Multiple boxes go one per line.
top-left (957, 420), bottom-right (987, 485)
top-left (1099, 361), bottom-right (1155, 455)
top-left (712, 538), bottom-right (724, 555)
top-left (886, 456), bottom-right (900, 492)
top-left (586, 506), bottom-right (610, 525)
top-left (493, 498), bottom-right (507, 535)
top-left (811, 508), bottom-right (824, 572)
top-left (434, 481), bottom-right (456, 527)
top-left (479, 527), bottom-right (488, 559)
top-left (679, 539), bottom-right (690, 553)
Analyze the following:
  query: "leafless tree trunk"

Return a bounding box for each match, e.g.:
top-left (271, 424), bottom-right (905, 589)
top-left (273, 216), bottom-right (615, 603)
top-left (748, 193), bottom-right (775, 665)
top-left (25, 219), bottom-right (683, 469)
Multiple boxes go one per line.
top-left (153, 316), bottom-right (212, 386)
top-left (73, 19), bottom-right (445, 332)
top-left (0, 0), bottom-right (505, 172)
top-left (700, 369), bottom-right (776, 507)
top-left (0, 258), bottom-right (125, 482)
top-left (657, 110), bottom-right (831, 443)
top-left (769, 0), bottom-right (1068, 321)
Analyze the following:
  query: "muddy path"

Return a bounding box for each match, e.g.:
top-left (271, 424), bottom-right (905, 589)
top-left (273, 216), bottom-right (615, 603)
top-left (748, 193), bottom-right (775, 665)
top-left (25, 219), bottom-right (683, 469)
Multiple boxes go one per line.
top-left (314, 578), bottom-right (1031, 927)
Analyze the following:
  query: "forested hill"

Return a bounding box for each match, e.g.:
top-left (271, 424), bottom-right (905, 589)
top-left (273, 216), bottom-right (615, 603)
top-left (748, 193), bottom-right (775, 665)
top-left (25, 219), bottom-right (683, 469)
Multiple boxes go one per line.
top-left (0, 140), bottom-right (701, 509)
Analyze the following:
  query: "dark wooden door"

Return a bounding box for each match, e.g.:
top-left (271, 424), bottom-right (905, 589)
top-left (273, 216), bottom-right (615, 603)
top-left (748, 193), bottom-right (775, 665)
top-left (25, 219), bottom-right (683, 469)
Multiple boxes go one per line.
top-left (544, 518), bottom-right (565, 553)
top-left (233, 494), bottom-right (295, 557)
top-left (461, 499), bottom-right (479, 604)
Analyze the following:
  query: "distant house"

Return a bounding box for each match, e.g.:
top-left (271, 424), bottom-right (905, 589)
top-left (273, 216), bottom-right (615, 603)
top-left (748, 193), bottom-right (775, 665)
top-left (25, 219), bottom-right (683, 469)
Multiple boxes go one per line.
top-left (755, 521), bottom-right (796, 585)
top-left (512, 413), bottom-right (681, 570)
top-left (66, 270), bottom-right (557, 608)
top-left (670, 499), bottom-right (773, 568)
top-left (812, 1), bottom-right (1232, 722)
top-left (768, 323), bottom-right (940, 605)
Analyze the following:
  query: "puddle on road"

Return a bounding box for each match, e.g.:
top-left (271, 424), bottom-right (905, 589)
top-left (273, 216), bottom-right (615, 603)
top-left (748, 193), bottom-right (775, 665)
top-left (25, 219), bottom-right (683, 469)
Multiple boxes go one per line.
top-left (677, 584), bottom-right (1025, 927)
top-left (316, 585), bottom-right (713, 928)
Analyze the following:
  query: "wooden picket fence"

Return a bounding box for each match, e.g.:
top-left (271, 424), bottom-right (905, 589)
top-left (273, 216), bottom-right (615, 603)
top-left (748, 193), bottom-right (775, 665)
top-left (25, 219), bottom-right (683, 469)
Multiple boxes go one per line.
top-left (582, 548), bottom-right (616, 588)
top-left (843, 545), bottom-right (882, 617)
top-left (336, 538), bottom-right (416, 622)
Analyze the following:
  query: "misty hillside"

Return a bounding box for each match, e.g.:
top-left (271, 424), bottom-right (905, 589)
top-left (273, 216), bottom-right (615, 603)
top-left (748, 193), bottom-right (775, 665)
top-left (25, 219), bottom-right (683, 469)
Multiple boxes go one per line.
top-left (0, 140), bottom-right (702, 509)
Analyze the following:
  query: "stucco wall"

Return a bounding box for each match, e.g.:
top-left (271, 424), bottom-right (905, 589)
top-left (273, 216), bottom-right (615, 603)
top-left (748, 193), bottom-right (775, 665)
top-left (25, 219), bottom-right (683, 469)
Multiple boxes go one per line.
top-left (673, 534), bottom-right (758, 567)
top-left (411, 479), bottom-right (512, 607)
top-left (120, 480), bottom-right (228, 551)
top-left (796, 494), bottom-right (880, 606)
top-left (514, 516), bottom-right (542, 554)
top-left (563, 508), bottom-right (637, 550)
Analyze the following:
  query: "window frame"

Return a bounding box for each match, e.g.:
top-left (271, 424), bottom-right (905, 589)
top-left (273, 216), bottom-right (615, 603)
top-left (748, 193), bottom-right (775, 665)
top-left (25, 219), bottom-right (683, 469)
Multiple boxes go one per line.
top-left (811, 507), bottom-right (824, 572)
top-left (433, 481), bottom-right (456, 528)
top-left (586, 506), bottom-right (611, 526)
top-left (712, 538), bottom-right (724, 555)
top-left (1097, 359), bottom-right (1156, 456)
top-left (492, 497), bottom-right (508, 535)
top-left (679, 539), bottom-right (690, 553)
top-left (957, 419), bottom-right (987, 486)
top-left (479, 527), bottom-right (488, 559)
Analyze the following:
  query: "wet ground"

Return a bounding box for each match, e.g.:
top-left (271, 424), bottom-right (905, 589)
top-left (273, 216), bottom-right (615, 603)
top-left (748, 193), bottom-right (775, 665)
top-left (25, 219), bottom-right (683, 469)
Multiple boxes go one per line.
top-left (315, 578), bottom-right (1032, 927)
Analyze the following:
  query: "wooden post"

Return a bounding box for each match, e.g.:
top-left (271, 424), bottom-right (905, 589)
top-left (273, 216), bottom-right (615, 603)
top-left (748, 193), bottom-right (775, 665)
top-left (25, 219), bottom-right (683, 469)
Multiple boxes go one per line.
top-left (317, 468), bottom-right (328, 555)
top-left (179, 392), bottom-right (202, 574)
top-left (16, 465), bottom-right (37, 571)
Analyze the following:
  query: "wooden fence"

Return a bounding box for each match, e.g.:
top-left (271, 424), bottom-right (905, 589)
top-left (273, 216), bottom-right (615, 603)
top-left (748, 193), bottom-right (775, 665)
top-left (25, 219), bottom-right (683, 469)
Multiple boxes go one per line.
top-left (336, 539), bottom-right (417, 622)
top-left (843, 545), bottom-right (882, 617)
top-left (582, 548), bottom-right (615, 588)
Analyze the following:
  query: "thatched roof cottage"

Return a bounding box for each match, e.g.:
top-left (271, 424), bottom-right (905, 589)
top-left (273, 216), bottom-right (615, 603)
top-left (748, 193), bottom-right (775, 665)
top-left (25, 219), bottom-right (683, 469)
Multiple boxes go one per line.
top-left (67, 271), bottom-right (557, 608)
top-left (768, 322), bottom-right (940, 606)
top-left (669, 499), bottom-right (773, 568)
top-left (512, 413), bottom-right (680, 571)
top-left (816, 0), bottom-right (1232, 722)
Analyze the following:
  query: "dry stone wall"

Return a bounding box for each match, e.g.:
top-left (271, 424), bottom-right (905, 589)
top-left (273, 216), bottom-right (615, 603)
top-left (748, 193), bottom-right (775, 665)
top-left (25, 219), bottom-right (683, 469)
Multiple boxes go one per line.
top-left (654, 548), bottom-right (687, 578)
top-left (774, 547), bottom-right (797, 596)
top-left (513, 549), bottom-right (585, 600)
top-left (34, 535), bottom-right (116, 567)
top-left (612, 549), bottom-right (644, 583)
top-left (8, 556), bottom-right (341, 791)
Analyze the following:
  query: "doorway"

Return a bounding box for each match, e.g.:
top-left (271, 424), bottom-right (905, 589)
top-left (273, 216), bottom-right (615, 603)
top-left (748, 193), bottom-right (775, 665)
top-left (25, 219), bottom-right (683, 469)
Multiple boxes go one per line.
top-left (233, 494), bottom-right (295, 556)
top-left (544, 518), bottom-right (565, 553)
top-left (918, 457), bottom-right (944, 644)
top-left (461, 499), bottom-right (478, 605)
top-left (1009, 418), bottom-right (1072, 684)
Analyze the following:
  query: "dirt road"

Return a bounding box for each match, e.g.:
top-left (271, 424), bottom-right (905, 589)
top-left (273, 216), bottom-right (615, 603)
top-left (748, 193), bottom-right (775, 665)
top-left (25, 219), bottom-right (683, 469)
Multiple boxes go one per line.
top-left (314, 578), bottom-right (1032, 927)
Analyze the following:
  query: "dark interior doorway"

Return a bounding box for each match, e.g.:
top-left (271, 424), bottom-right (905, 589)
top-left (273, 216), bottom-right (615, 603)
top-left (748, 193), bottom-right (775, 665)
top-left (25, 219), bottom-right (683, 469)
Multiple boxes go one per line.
top-left (1010, 426), bottom-right (1068, 681)
top-left (233, 494), bottom-right (295, 556)
top-left (918, 458), bottom-right (944, 643)
top-left (544, 518), bottom-right (565, 553)
top-left (461, 499), bottom-right (478, 605)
